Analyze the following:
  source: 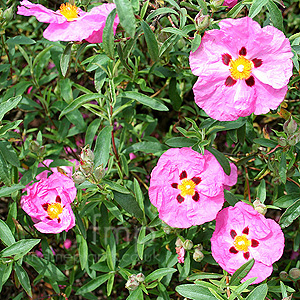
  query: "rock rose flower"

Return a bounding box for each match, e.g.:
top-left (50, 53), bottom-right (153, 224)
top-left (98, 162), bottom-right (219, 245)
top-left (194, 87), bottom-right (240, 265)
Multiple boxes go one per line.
top-left (223, 0), bottom-right (238, 8)
top-left (189, 16), bottom-right (293, 121)
top-left (149, 148), bottom-right (237, 228)
top-left (21, 172), bottom-right (77, 234)
top-left (17, 0), bottom-right (119, 43)
top-left (211, 201), bottom-right (284, 284)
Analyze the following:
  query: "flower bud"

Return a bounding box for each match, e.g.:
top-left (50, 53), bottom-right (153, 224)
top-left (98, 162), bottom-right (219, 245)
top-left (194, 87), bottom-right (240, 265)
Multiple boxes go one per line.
top-left (162, 222), bottom-right (173, 234)
top-left (72, 170), bottom-right (86, 184)
top-left (253, 199), bottom-right (267, 215)
top-left (194, 10), bottom-right (210, 31)
top-left (81, 145), bottom-right (94, 162)
top-left (125, 275), bottom-right (139, 291)
top-left (183, 239), bottom-right (193, 250)
top-left (175, 238), bottom-right (184, 248)
top-left (136, 273), bottom-right (145, 283)
top-left (210, 0), bottom-right (224, 12)
top-left (279, 271), bottom-right (288, 280)
top-left (193, 247), bottom-right (204, 262)
top-left (94, 164), bottom-right (105, 182)
top-left (278, 137), bottom-right (287, 147)
top-left (289, 267), bottom-right (300, 280)
top-left (283, 117), bottom-right (298, 135)
top-left (287, 132), bottom-right (300, 146)
top-left (29, 141), bottom-right (40, 153)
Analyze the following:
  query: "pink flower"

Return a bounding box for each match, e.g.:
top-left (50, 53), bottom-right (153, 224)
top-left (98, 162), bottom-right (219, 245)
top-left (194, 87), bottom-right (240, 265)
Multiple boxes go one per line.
top-left (211, 201), bottom-right (284, 284)
top-left (129, 153), bottom-right (136, 160)
top-left (149, 148), bottom-right (237, 228)
top-left (189, 17), bottom-right (293, 121)
top-left (21, 172), bottom-right (77, 234)
top-left (223, 0), bottom-right (238, 8)
top-left (176, 246), bottom-right (185, 263)
top-left (63, 239), bottom-right (72, 249)
top-left (36, 159), bottom-right (77, 181)
top-left (17, 1), bottom-right (119, 43)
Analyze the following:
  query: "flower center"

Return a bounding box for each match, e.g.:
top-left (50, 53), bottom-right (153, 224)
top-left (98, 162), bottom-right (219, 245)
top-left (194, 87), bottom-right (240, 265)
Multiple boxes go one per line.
top-left (178, 179), bottom-right (196, 197)
top-left (47, 203), bottom-right (63, 219)
top-left (229, 56), bottom-right (253, 80)
top-left (59, 3), bottom-right (79, 21)
top-left (233, 234), bottom-right (251, 252)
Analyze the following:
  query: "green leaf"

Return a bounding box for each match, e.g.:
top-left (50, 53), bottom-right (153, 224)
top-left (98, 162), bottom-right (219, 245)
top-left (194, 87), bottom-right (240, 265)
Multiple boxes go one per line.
top-left (279, 199), bottom-right (300, 228)
top-left (191, 33), bottom-right (201, 53)
top-left (102, 8), bottom-right (117, 58)
top-left (253, 138), bottom-right (278, 148)
top-left (146, 8), bottom-right (179, 21)
top-left (273, 193), bottom-right (300, 208)
top-left (207, 147), bottom-right (231, 175)
top-left (0, 239), bottom-right (41, 260)
top-left (124, 141), bottom-right (168, 155)
top-left (0, 120), bottom-right (23, 136)
top-left (229, 258), bottom-right (255, 286)
top-left (169, 77), bottom-right (182, 111)
top-left (94, 126), bottom-right (113, 168)
top-left (60, 43), bottom-right (73, 77)
top-left (113, 191), bottom-right (144, 219)
top-left (14, 263), bottom-right (32, 297)
top-left (102, 179), bottom-right (130, 194)
top-left (279, 152), bottom-right (287, 184)
top-left (248, 0), bottom-right (269, 18)
top-left (245, 283), bottom-right (268, 300)
top-left (175, 284), bottom-right (218, 300)
top-left (267, 0), bottom-right (283, 31)
top-left (120, 91), bottom-right (169, 111)
top-left (78, 235), bottom-right (88, 270)
top-left (0, 184), bottom-right (25, 198)
top-left (127, 287), bottom-right (143, 300)
top-left (106, 244), bottom-right (115, 271)
top-left (0, 219), bottom-right (15, 246)
top-left (224, 190), bottom-right (239, 206)
top-left (0, 96), bottom-right (22, 122)
top-left (229, 277), bottom-right (257, 300)
top-left (0, 141), bottom-right (20, 167)
top-left (141, 21), bottom-right (159, 61)
top-left (114, 0), bottom-right (136, 37)
top-left (187, 273), bottom-right (223, 280)
top-left (165, 137), bottom-right (197, 148)
top-left (137, 226), bottom-right (146, 260)
top-left (59, 93), bottom-right (101, 118)
top-left (257, 179), bottom-right (266, 203)
top-left (0, 263), bottom-right (12, 293)
top-left (145, 268), bottom-right (177, 282)
top-left (75, 273), bottom-right (111, 295)
top-left (107, 273), bottom-right (114, 296)
top-left (6, 36), bottom-right (36, 45)
top-left (227, 2), bottom-right (245, 18)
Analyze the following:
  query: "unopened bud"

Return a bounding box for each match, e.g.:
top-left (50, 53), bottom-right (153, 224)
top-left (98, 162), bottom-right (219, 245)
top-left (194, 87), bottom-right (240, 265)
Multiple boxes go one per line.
top-left (94, 164), bottom-right (105, 182)
top-left (279, 271), bottom-right (288, 280)
top-left (287, 132), bottom-right (300, 146)
top-left (81, 145), bottom-right (94, 162)
top-left (193, 248), bottom-right (204, 262)
top-left (162, 222), bottom-right (173, 234)
top-left (29, 141), bottom-right (40, 153)
top-left (72, 170), bottom-right (86, 184)
top-left (253, 199), bottom-right (267, 215)
top-left (211, 0), bottom-right (224, 12)
top-left (278, 137), bottom-right (287, 147)
top-left (283, 117), bottom-right (298, 135)
top-left (282, 296), bottom-right (293, 300)
top-left (3, 6), bottom-right (14, 22)
top-left (136, 273), bottom-right (145, 283)
top-left (194, 10), bottom-right (210, 31)
top-left (289, 268), bottom-right (300, 280)
top-left (183, 239), bottom-right (193, 250)
top-left (175, 238), bottom-right (183, 248)
top-left (125, 275), bottom-right (139, 291)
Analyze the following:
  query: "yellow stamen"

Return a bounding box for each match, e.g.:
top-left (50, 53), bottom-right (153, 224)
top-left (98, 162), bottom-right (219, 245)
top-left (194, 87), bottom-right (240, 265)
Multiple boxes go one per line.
top-left (59, 3), bottom-right (79, 21)
top-left (47, 203), bottom-right (63, 219)
top-left (178, 179), bottom-right (196, 197)
top-left (229, 56), bottom-right (253, 80)
top-left (233, 234), bottom-right (251, 252)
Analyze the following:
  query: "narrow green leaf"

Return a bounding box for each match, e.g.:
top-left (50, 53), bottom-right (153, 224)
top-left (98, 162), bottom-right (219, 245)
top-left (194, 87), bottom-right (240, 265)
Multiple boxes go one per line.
top-left (137, 226), bottom-right (146, 260)
top-left (165, 137), bottom-right (197, 148)
top-left (141, 21), bottom-right (159, 61)
top-left (121, 91), bottom-right (169, 111)
top-left (227, 2), bottom-right (245, 18)
top-left (229, 258), bottom-right (255, 286)
top-left (279, 199), bottom-right (300, 228)
top-left (0, 120), bottom-right (23, 136)
top-left (224, 190), bottom-right (239, 206)
top-left (102, 8), bottom-right (117, 58)
top-left (79, 236), bottom-right (88, 270)
top-left (191, 33), bottom-right (201, 53)
top-left (0, 263), bottom-right (12, 293)
top-left (0, 239), bottom-right (41, 260)
top-left (229, 277), bottom-right (256, 300)
top-left (107, 273), bottom-right (114, 296)
top-left (175, 284), bottom-right (217, 300)
top-left (279, 152), bottom-right (287, 184)
top-left (146, 8), bottom-right (179, 21)
top-left (127, 287), bottom-right (143, 300)
top-left (94, 126), bottom-right (113, 168)
top-left (169, 77), bottom-right (182, 111)
top-left (274, 193), bottom-right (300, 208)
top-left (0, 219), bottom-right (15, 246)
top-left (257, 179), bottom-right (266, 203)
top-left (245, 283), bottom-right (268, 300)
top-left (75, 273), bottom-right (110, 295)
top-left (124, 141), bottom-right (168, 155)
top-left (267, 0), bottom-right (283, 31)
top-left (60, 43), bottom-right (73, 77)
top-left (6, 36), bottom-right (35, 45)
top-left (249, 0), bottom-right (268, 18)
top-left (207, 147), bottom-right (231, 175)
top-left (14, 263), bottom-right (32, 297)
top-left (280, 281), bottom-right (287, 298)
top-left (0, 141), bottom-right (20, 167)
top-left (0, 96), bottom-right (22, 121)
top-left (106, 245), bottom-right (115, 271)
top-left (253, 138), bottom-right (278, 148)
top-left (145, 268), bottom-right (177, 282)
top-left (0, 184), bottom-right (25, 198)
top-left (114, 0), bottom-right (136, 37)
top-left (59, 93), bottom-right (101, 118)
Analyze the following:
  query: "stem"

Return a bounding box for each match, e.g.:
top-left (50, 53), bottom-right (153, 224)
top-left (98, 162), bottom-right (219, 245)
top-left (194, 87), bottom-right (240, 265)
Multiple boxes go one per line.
top-left (1, 32), bottom-right (13, 79)
top-left (244, 166), bottom-right (251, 203)
top-left (226, 275), bottom-right (231, 298)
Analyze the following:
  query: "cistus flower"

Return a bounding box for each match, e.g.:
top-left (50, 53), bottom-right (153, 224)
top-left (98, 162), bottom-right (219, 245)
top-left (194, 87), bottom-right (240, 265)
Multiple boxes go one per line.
top-left (21, 172), bottom-right (77, 234)
top-left (149, 148), bottom-right (237, 228)
top-left (223, 0), bottom-right (238, 8)
top-left (17, 0), bottom-right (119, 43)
top-left (189, 16), bottom-right (293, 121)
top-left (211, 201), bottom-right (284, 284)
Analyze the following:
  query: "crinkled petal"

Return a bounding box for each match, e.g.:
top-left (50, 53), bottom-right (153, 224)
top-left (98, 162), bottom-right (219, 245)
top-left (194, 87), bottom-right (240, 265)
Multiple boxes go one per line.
top-left (17, 0), bottom-right (66, 24)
